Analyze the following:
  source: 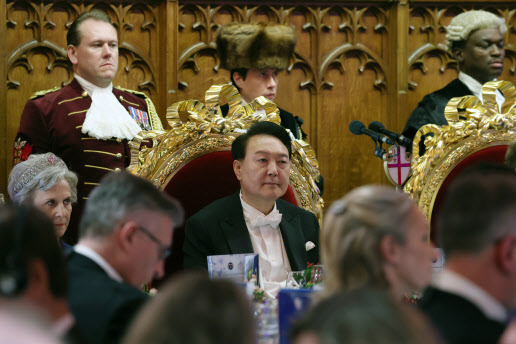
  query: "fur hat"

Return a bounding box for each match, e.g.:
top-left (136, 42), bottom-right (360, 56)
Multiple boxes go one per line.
top-left (216, 22), bottom-right (297, 70)
top-left (445, 10), bottom-right (507, 51)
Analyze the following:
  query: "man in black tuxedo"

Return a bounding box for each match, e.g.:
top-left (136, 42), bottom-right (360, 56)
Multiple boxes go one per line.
top-left (403, 10), bottom-right (507, 151)
top-left (183, 121), bottom-right (319, 295)
top-left (419, 163), bottom-right (516, 344)
top-left (66, 172), bottom-right (183, 344)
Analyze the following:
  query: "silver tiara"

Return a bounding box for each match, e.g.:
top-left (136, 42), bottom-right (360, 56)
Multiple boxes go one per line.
top-left (12, 153), bottom-right (67, 194)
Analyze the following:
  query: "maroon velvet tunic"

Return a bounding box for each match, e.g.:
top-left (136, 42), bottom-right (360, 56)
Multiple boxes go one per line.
top-left (14, 78), bottom-right (160, 243)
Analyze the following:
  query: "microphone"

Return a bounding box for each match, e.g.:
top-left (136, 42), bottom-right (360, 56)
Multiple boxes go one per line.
top-left (368, 121), bottom-right (412, 148)
top-left (349, 120), bottom-right (396, 145)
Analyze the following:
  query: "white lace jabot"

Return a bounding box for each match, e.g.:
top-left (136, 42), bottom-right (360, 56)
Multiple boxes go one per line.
top-left (75, 74), bottom-right (142, 140)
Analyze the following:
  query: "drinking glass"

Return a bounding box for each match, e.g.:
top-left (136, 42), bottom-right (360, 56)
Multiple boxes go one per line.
top-left (255, 300), bottom-right (279, 344)
top-left (286, 271), bottom-right (306, 288)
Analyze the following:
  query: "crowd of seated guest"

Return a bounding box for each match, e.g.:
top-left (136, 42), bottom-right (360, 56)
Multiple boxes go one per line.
top-left (290, 288), bottom-right (441, 344)
top-left (3, 5), bottom-right (516, 344)
top-left (123, 272), bottom-right (255, 344)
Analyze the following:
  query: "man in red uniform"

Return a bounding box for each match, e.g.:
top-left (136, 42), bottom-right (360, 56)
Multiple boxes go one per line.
top-left (13, 10), bottom-right (163, 244)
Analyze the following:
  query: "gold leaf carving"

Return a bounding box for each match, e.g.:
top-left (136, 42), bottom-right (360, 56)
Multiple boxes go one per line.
top-left (405, 81), bottom-right (516, 226)
top-left (128, 83), bottom-right (324, 219)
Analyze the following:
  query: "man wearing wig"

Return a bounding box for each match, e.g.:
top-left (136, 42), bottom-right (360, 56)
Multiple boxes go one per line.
top-left (403, 10), bottom-right (507, 145)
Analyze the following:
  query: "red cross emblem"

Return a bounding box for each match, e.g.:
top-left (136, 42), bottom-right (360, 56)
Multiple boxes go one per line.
top-left (384, 145), bottom-right (411, 186)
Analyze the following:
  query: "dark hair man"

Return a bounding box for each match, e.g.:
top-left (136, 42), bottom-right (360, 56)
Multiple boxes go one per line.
top-left (216, 22), bottom-right (304, 140)
top-left (0, 204), bottom-right (86, 344)
top-left (13, 9), bottom-right (164, 244)
top-left (216, 22), bottom-right (323, 194)
top-left (67, 172), bottom-right (183, 344)
top-left (419, 163), bottom-right (516, 343)
top-left (183, 121), bottom-right (320, 296)
top-left (403, 11), bottom-right (507, 149)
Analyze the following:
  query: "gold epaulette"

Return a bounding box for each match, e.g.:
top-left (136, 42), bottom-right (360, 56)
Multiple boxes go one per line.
top-left (115, 86), bottom-right (163, 131)
top-left (30, 86), bottom-right (61, 100)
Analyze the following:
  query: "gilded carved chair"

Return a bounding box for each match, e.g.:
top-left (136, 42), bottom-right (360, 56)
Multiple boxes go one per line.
top-left (404, 80), bottom-right (516, 244)
top-left (128, 84), bottom-right (323, 279)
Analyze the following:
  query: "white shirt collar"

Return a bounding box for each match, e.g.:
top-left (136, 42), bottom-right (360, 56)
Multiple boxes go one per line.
top-left (458, 72), bottom-right (484, 99)
top-left (51, 313), bottom-right (75, 339)
top-left (74, 73), bottom-right (142, 140)
top-left (458, 72), bottom-right (505, 111)
top-left (433, 268), bottom-right (507, 322)
top-left (240, 191), bottom-right (280, 226)
top-left (74, 73), bottom-right (107, 97)
top-left (74, 244), bottom-right (124, 283)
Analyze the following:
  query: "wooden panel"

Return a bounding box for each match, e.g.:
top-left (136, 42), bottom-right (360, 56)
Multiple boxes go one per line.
top-left (405, 5), bottom-right (516, 133)
top-left (174, 2), bottom-right (392, 204)
top-left (2, 0), bottom-right (516, 209)
top-left (0, 0), bottom-right (6, 197)
top-left (3, 0), bottom-right (161, 198)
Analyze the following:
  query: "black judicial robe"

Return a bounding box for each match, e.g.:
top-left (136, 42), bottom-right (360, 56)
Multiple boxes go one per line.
top-left (402, 79), bottom-right (473, 146)
top-left (220, 103), bottom-right (305, 140)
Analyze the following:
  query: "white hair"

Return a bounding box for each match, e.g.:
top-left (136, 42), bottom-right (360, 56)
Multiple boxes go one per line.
top-left (8, 153), bottom-right (78, 205)
top-left (445, 10), bottom-right (507, 51)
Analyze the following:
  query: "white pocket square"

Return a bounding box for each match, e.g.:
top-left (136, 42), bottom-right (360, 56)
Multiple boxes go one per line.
top-left (305, 241), bottom-right (316, 251)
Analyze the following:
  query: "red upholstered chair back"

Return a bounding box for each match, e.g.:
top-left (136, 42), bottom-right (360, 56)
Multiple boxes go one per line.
top-left (162, 150), bottom-right (298, 278)
top-left (428, 145), bottom-right (509, 244)
top-left (403, 79), bottom-right (516, 247)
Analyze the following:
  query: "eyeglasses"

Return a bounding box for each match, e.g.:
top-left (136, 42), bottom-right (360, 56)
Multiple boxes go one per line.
top-left (137, 226), bottom-right (171, 260)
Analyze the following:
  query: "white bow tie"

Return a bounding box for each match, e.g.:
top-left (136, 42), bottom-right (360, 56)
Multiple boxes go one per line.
top-left (250, 209), bottom-right (282, 228)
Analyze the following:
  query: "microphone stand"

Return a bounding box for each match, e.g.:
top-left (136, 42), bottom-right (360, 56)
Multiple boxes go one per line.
top-left (373, 139), bottom-right (387, 159)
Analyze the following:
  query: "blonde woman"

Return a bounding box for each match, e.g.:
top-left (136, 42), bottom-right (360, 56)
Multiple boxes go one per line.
top-left (321, 185), bottom-right (436, 299)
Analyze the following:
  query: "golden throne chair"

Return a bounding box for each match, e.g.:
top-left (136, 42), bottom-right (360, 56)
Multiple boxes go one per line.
top-left (128, 84), bottom-right (323, 279)
top-left (404, 80), bottom-right (516, 244)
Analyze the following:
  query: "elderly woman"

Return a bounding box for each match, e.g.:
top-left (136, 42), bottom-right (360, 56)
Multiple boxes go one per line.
top-left (321, 185), bottom-right (436, 299)
top-left (8, 153), bottom-right (78, 247)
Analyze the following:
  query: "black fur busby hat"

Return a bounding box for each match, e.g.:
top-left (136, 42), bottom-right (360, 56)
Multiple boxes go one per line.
top-left (216, 22), bottom-right (297, 71)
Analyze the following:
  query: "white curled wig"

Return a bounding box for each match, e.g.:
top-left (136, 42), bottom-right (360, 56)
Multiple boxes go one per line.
top-left (445, 10), bottom-right (507, 51)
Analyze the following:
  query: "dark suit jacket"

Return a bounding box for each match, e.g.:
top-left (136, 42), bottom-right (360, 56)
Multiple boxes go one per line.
top-left (183, 192), bottom-right (320, 271)
top-left (402, 78), bottom-right (472, 153)
top-left (67, 252), bottom-right (148, 344)
top-left (419, 286), bottom-right (505, 344)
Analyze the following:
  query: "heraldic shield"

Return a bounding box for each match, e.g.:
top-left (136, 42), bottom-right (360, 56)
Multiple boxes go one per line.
top-left (404, 80), bottom-right (516, 244)
top-left (128, 84), bottom-right (323, 280)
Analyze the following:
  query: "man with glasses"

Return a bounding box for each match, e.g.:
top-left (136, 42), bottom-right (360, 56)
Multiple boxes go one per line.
top-left (66, 171), bottom-right (183, 344)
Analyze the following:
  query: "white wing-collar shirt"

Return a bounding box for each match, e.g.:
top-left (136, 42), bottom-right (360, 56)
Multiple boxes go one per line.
top-left (458, 72), bottom-right (505, 111)
top-left (240, 192), bottom-right (291, 296)
top-left (74, 244), bottom-right (123, 283)
top-left (433, 268), bottom-right (507, 323)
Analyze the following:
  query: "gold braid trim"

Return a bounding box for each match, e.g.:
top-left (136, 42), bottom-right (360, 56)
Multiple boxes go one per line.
top-left (30, 86), bottom-right (61, 99)
top-left (129, 83), bottom-right (323, 220)
top-left (115, 86), bottom-right (163, 130)
top-left (405, 80), bottom-right (516, 217)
